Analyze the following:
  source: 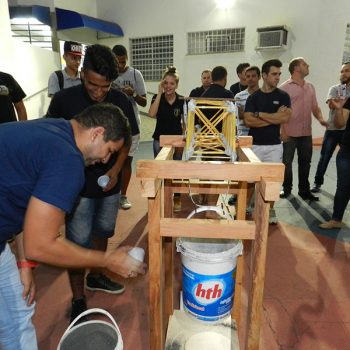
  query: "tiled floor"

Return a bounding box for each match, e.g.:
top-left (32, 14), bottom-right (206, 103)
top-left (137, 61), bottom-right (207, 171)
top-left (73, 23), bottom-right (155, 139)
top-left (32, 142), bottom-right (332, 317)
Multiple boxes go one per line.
top-left (32, 142), bottom-right (350, 349)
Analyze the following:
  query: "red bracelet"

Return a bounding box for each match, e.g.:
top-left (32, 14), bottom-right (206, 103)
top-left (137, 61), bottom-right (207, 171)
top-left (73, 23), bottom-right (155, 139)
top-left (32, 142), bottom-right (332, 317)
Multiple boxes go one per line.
top-left (17, 260), bottom-right (39, 269)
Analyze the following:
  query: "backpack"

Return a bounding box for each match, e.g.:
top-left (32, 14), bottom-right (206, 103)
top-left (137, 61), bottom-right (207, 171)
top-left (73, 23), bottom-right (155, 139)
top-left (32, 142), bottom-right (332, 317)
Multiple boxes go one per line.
top-left (55, 70), bottom-right (64, 91)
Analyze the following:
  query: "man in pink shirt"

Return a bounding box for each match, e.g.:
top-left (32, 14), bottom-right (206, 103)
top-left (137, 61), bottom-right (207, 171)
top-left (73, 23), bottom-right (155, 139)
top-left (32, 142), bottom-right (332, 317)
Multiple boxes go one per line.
top-left (279, 57), bottom-right (328, 201)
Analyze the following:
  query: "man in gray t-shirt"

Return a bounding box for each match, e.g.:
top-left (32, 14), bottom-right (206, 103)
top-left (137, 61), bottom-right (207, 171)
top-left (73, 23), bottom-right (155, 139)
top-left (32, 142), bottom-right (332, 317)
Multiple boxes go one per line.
top-left (112, 44), bottom-right (147, 209)
top-left (311, 62), bottom-right (350, 192)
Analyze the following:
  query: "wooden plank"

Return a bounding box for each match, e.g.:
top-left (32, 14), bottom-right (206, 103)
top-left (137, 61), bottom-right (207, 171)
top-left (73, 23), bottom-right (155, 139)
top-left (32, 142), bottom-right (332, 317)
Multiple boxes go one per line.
top-left (237, 136), bottom-right (253, 147)
top-left (159, 135), bottom-right (185, 148)
top-left (246, 184), bottom-right (270, 350)
top-left (148, 193), bottom-right (163, 350)
top-left (137, 160), bottom-right (284, 183)
top-left (140, 178), bottom-right (161, 198)
top-left (171, 182), bottom-right (239, 195)
top-left (156, 145), bottom-right (174, 160)
top-left (160, 218), bottom-right (255, 240)
top-left (259, 177), bottom-right (283, 202)
top-left (236, 181), bottom-right (248, 220)
top-left (237, 147), bottom-right (261, 163)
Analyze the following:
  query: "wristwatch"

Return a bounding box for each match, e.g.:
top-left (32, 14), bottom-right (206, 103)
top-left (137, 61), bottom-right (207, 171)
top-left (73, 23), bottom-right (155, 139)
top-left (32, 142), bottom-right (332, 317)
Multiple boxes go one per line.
top-left (254, 111), bottom-right (260, 118)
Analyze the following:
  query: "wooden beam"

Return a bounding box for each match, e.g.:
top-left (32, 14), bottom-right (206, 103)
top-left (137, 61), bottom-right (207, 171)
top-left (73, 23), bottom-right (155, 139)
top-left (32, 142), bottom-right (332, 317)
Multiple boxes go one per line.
top-left (237, 136), bottom-right (253, 147)
top-left (259, 177), bottom-right (283, 202)
top-left (159, 135), bottom-right (185, 148)
top-left (137, 160), bottom-right (284, 183)
top-left (160, 218), bottom-right (255, 240)
top-left (148, 193), bottom-right (163, 350)
top-left (237, 147), bottom-right (261, 163)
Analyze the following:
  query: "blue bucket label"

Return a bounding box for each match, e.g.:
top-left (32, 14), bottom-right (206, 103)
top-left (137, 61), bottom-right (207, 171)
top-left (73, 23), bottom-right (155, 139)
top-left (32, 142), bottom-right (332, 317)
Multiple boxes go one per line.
top-left (182, 265), bottom-right (236, 321)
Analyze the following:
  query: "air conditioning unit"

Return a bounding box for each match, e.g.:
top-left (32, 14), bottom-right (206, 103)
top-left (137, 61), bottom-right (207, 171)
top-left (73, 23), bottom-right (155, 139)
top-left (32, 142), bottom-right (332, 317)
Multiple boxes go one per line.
top-left (256, 26), bottom-right (288, 50)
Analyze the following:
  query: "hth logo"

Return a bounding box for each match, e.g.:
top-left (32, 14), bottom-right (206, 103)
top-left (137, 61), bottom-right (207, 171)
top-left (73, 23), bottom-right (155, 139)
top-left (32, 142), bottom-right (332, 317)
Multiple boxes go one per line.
top-left (194, 281), bottom-right (224, 305)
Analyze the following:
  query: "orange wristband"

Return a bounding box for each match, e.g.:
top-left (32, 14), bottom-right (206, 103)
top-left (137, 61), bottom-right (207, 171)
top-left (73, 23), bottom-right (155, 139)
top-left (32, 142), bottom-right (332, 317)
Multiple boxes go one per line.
top-left (17, 260), bottom-right (39, 269)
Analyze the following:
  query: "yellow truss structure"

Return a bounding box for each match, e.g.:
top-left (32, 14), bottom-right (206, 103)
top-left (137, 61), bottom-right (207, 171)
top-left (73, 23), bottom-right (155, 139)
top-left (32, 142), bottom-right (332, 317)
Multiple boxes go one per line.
top-left (184, 98), bottom-right (237, 161)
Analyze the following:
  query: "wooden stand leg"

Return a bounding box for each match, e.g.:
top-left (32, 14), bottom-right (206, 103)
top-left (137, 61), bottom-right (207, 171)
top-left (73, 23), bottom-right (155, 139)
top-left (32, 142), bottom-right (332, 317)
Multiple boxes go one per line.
top-left (148, 193), bottom-right (163, 350)
top-left (245, 185), bottom-right (270, 350)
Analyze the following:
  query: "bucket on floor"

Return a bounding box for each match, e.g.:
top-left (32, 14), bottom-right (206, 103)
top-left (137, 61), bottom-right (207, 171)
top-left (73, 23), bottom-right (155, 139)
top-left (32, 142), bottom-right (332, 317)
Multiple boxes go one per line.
top-left (57, 308), bottom-right (123, 350)
top-left (177, 238), bottom-right (243, 322)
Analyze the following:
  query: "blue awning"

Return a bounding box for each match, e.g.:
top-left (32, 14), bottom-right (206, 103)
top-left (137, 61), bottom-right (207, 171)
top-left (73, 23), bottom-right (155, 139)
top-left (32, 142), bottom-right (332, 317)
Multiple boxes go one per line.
top-left (9, 5), bottom-right (51, 26)
top-left (55, 8), bottom-right (123, 38)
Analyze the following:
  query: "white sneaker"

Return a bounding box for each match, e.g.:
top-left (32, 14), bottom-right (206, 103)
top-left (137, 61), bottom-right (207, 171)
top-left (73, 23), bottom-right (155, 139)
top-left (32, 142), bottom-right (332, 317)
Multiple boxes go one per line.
top-left (120, 196), bottom-right (132, 209)
top-left (269, 209), bottom-right (278, 224)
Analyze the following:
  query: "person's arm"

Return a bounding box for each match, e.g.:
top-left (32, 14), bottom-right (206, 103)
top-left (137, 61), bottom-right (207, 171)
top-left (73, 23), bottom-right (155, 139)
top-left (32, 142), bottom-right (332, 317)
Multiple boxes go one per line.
top-left (244, 112), bottom-right (270, 127)
top-left (103, 144), bottom-right (130, 192)
top-left (23, 196), bottom-right (146, 278)
top-left (332, 98), bottom-right (350, 128)
top-left (149, 81), bottom-right (164, 118)
top-left (14, 233), bottom-right (35, 305)
top-left (14, 100), bottom-right (27, 121)
top-left (258, 105), bottom-right (292, 125)
top-left (312, 105), bottom-right (328, 127)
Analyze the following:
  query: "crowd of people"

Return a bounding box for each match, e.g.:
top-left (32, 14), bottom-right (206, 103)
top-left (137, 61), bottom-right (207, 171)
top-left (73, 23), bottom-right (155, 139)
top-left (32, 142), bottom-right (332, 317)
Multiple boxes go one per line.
top-left (0, 40), bottom-right (349, 349)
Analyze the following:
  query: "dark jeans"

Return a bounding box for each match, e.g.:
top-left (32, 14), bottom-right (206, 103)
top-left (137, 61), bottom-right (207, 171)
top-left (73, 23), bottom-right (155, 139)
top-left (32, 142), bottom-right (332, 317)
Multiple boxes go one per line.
top-left (282, 136), bottom-right (312, 193)
top-left (314, 130), bottom-right (344, 186)
top-left (333, 147), bottom-right (350, 221)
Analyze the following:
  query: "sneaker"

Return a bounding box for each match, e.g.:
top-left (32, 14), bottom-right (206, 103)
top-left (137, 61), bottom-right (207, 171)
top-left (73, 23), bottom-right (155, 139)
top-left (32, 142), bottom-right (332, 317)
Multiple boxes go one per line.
top-left (319, 220), bottom-right (344, 229)
top-left (311, 183), bottom-right (321, 193)
top-left (269, 208), bottom-right (278, 225)
top-left (120, 195), bottom-right (132, 210)
top-left (228, 195), bottom-right (237, 206)
top-left (86, 273), bottom-right (125, 294)
top-left (70, 297), bottom-right (88, 324)
top-left (298, 191), bottom-right (319, 201)
top-left (279, 190), bottom-right (291, 199)
top-left (173, 196), bottom-right (181, 212)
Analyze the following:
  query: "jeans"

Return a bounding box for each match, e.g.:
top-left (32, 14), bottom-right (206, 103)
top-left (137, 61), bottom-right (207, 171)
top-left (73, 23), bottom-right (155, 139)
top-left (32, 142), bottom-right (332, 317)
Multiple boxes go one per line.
top-left (314, 130), bottom-right (344, 186)
top-left (282, 136), bottom-right (312, 193)
top-left (153, 139), bottom-right (183, 160)
top-left (333, 147), bottom-right (350, 221)
top-left (66, 194), bottom-right (120, 248)
top-left (0, 244), bottom-right (37, 350)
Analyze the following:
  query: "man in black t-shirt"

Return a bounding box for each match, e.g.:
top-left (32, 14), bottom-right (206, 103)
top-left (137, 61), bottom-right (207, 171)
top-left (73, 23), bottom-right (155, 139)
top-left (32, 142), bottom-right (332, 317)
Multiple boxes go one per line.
top-left (0, 71), bottom-right (27, 123)
top-left (189, 69), bottom-right (212, 97)
top-left (244, 59), bottom-right (291, 223)
top-left (47, 44), bottom-right (138, 324)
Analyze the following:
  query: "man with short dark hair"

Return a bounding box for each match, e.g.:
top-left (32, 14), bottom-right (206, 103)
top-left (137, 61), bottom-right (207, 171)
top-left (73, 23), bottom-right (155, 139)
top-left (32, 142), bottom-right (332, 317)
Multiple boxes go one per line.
top-left (0, 71), bottom-right (27, 123)
top-left (311, 62), bottom-right (350, 193)
top-left (112, 44), bottom-right (147, 209)
top-left (244, 59), bottom-right (291, 223)
top-left (230, 62), bottom-right (250, 97)
top-left (47, 44), bottom-right (140, 323)
top-left (0, 103), bottom-right (144, 350)
top-left (279, 57), bottom-right (327, 201)
top-left (189, 69), bottom-right (212, 97)
top-left (48, 41), bottom-right (83, 97)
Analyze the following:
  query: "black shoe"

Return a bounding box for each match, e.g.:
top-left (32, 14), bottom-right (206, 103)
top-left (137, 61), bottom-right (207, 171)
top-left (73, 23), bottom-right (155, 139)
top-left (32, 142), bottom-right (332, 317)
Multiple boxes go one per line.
top-left (298, 191), bottom-right (319, 201)
top-left (279, 190), bottom-right (291, 199)
top-left (86, 273), bottom-right (125, 294)
top-left (228, 195), bottom-right (237, 206)
top-left (70, 297), bottom-right (88, 324)
top-left (311, 183), bottom-right (321, 193)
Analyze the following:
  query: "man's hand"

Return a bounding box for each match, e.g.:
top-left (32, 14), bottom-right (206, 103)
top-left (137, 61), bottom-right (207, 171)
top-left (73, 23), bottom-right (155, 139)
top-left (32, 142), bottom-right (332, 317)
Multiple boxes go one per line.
top-left (19, 267), bottom-right (36, 306)
top-left (122, 85), bottom-right (134, 97)
top-left (105, 246), bottom-right (147, 278)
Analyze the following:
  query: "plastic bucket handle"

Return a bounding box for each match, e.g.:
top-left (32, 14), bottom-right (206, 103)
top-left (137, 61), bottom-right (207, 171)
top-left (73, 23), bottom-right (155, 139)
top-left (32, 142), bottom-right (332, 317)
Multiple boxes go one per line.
top-left (60, 308), bottom-right (123, 348)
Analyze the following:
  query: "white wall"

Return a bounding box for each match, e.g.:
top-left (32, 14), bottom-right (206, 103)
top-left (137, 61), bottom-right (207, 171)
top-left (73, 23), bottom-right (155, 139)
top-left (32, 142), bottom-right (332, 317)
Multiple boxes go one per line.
top-left (98, 0), bottom-right (350, 136)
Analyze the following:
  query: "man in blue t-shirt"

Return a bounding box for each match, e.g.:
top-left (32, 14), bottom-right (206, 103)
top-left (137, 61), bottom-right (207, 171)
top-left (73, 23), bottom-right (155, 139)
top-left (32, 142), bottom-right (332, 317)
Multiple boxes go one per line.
top-left (244, 59), bottom-right (291, 223)
top-left (47, 44), bottom-right (140, 323)
top-left (0, 104), bottom-right (145, 350)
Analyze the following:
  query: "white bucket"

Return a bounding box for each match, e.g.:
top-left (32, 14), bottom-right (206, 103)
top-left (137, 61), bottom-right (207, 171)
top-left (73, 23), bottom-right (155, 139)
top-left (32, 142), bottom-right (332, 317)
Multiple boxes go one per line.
top-left (177, 238), bottom-right (243, 322)
top-left (57, 308), bottom-right (123, 350)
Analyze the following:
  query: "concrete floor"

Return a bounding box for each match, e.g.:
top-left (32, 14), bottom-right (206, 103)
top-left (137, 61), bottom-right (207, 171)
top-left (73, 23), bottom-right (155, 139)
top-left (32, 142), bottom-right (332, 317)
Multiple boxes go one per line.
top-left (32, 142), bottom-right (350, 349)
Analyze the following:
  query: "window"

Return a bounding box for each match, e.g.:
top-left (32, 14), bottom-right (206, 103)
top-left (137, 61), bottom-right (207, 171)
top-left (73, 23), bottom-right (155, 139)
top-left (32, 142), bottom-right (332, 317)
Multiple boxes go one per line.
top-left (130, 35), bottom-right (173, 81)
top-left (343, 24), bottom-right (350, 63)
top-left (10, 17), bottom-right (53, 50)
top-left (187, 28), bottom-right (245, 55)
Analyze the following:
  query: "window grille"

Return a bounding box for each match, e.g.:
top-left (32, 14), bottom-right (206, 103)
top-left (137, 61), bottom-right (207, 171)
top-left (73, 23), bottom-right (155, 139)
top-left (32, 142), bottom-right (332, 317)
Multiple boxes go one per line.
top-left (10, 17), bottom-right (53, 50)
top-left (130, 35), bottom-right (174, 81)
top-left (343, 24), bottom-right (350, 63)
top-left (187, 28), bottom-right (245, 55)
